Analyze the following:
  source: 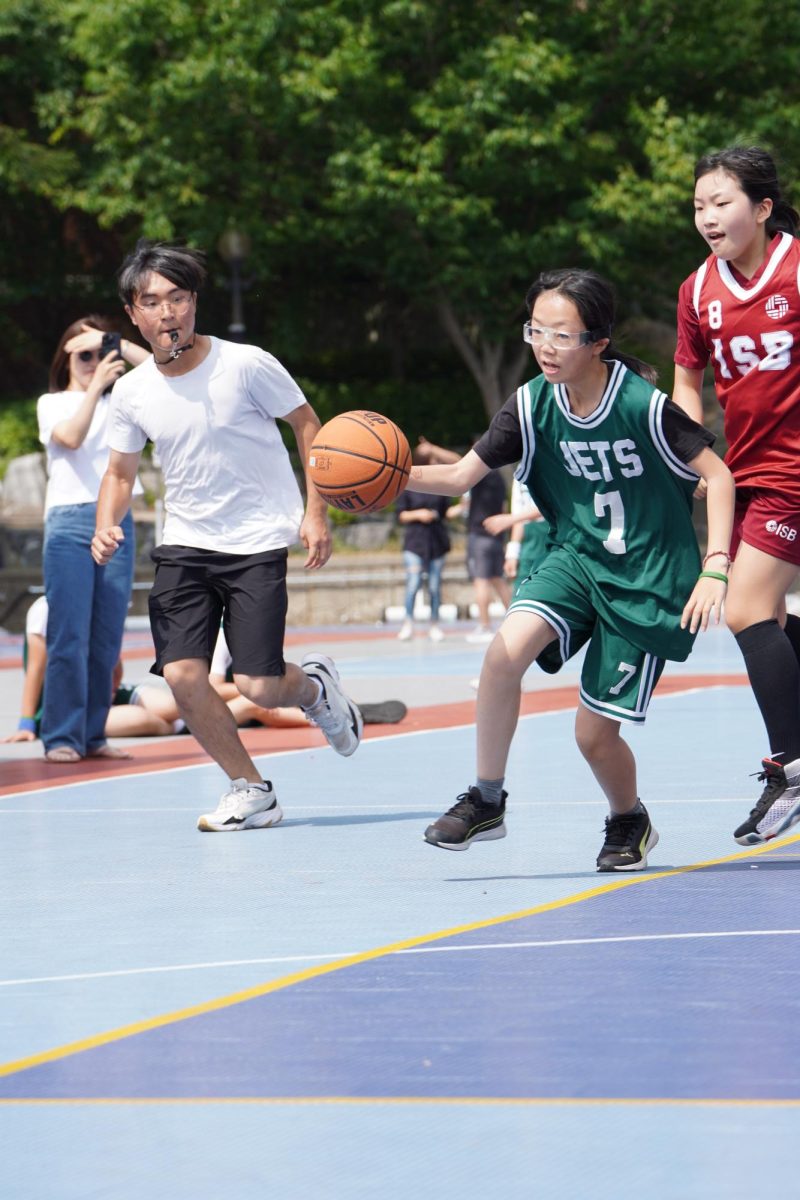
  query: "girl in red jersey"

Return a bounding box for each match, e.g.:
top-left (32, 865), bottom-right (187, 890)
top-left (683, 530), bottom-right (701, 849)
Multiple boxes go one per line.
top-left (674, 145), bottom-right (800, 845)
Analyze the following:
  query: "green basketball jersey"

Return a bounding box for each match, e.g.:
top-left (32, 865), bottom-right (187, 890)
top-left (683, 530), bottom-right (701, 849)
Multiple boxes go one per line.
top-left (514, 361), bottom-right (701, 661)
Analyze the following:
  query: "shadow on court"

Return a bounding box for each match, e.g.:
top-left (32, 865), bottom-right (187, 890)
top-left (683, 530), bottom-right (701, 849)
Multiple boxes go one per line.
top-left (279, 810), bottom-right (442, 828)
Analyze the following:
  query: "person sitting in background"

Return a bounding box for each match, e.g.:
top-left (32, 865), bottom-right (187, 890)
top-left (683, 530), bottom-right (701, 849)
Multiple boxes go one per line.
top-left (2, 598), bottom-right (407, 744)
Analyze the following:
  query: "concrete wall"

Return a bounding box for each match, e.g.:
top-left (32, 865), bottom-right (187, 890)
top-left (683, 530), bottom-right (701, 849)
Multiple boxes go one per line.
top-left (0, 547), bottom-right (476, 633)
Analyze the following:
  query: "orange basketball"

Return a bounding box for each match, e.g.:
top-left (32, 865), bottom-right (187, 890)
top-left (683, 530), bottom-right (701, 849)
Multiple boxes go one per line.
top-left (308, 411), bottom-right (411, 513)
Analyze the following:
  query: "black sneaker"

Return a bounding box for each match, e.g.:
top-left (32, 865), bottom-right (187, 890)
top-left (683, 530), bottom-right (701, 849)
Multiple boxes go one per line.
top-left (424, 786), bottom-right (507, 851)
top-left (596, 804), bottom-right (658, 872)
top-left (733, 757), bottom-right (800, 845)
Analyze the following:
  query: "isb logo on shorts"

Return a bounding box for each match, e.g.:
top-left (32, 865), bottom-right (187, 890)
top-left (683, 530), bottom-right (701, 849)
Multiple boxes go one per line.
top-left (766, 519), bottom-right (798, 541)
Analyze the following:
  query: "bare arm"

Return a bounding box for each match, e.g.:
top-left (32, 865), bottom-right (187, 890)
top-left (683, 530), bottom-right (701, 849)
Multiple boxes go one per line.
top-left (64, 324), bottom-right (149, 368)
top-left (672, 365), bottom-right (706, 425)
top-left (680, 448), bottom-right (736, 633)
top-left (483, 509), bottom-right (540, 537)
top-left (51, 357), bottom-right (126, 450)
top-left (415, 437), bottom-right (460, 465)
top-left (397, 507), bottom-right (441, 525)
top-left (407, 449), bottom-right (490, 496)
top-left (283, 401), bottom-right (331, 570)
top-left (91, 449), bottom-right (141, 564)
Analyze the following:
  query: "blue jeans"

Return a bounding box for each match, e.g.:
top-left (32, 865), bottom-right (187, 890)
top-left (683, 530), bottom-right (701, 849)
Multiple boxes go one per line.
top-left (402, 551), bottom-right (445, 621)
top-left (42, 503), bottom-right (135, 754)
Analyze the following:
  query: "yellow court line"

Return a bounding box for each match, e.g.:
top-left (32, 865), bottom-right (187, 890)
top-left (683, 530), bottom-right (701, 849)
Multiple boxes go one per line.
top-left (2, 1095), bottom-right (800, 1108)
top-left (1, 831), bottom-right (798, 1082)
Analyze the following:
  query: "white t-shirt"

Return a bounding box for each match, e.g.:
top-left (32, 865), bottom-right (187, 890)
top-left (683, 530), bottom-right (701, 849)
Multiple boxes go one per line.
top-left (25, 595), bottom-right (49, 638)
top-left (510, 478), bottom-right (537, 517)
top-left (109, 337), bottom-right (306, 552)
top-left (37, 390), bottom-right (142, 512)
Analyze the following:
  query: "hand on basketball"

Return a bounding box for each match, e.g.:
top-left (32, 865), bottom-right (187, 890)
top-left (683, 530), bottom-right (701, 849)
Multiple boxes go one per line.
top-left (91, 525), bottom-right (125, 565)
top-left (300, 511), bottom-right (332, 570)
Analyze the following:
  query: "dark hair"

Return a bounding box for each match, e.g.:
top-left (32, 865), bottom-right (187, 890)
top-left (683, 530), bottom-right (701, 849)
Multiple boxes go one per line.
top-left (694, 146), bottom-right (800, 237)
top-left (48, 314), bottom-right (117, 393)
top-left (117, 239), bottom-right (207, 305)
top-left (524, 268), bottom-right (657, 385)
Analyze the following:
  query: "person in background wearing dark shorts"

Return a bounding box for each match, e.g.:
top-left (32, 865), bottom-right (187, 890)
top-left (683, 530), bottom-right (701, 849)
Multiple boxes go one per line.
top-left (91, 240), bottom-right (362, 832)
top-left (451, 452), bottom-right (512, 643)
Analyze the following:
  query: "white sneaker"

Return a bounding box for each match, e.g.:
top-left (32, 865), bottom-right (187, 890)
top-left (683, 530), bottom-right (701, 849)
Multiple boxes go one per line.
top-left (197, 778), bottom-right (282, 832)
top-left (465, 627), bottom-right (493, 644)
top-left (301, 653), bottom-right (363, 756)
top-left (397, 620), bottom-right (414, 641)
top-left (429, 625), bottom-right (444, 642)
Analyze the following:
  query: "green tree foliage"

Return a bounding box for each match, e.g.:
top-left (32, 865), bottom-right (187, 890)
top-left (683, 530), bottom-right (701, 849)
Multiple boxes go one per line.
top-left (3, 0), bottom-right (800, 430)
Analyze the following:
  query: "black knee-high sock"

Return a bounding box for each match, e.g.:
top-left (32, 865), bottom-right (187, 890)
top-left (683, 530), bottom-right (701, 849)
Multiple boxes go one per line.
top-left (735, 619), bottom-right (800, 762)
top-left (783, 614), bottom-right (800, 666)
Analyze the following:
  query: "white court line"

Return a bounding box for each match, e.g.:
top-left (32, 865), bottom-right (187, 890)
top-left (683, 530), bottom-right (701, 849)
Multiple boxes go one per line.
top-left (0, 953), bottom-right (358, 988)
top-left (0, 798), bottom-right (761, 814)
top-left (399, 929), bottom-right (800, 952)
top-left (0, 679), bottom-right (749, 803)
top-left (0, 725), bottom-right (479, 802)
top-left (0, 796), bottom-right (767, 816)
top-left (2, 929), bottom-right (798, 989)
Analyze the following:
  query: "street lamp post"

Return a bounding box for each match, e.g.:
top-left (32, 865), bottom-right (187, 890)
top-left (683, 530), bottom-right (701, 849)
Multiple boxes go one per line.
top-left (217, 229), bottom-right (252, 342)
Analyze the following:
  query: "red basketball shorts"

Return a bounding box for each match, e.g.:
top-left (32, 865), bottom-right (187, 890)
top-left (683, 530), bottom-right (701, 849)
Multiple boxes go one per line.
top-left (731, 488), bottom-right (800, 566)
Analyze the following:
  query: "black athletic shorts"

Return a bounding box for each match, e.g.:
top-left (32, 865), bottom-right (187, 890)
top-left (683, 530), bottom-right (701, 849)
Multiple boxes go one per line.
top-left (148, 545), bottom-right (288, 678)
top-left (467, 531), bottom-right (505, 580)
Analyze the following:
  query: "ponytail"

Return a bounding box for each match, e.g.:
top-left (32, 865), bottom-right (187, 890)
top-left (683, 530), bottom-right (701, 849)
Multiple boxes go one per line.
top-left (768, 197), bottom-right (800, 237)
top-left (602, 347), bottom-right (658, 385)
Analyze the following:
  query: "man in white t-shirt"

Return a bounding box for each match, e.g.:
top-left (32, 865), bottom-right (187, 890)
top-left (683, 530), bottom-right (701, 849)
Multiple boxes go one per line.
top-left (91, 241), bottom-right (362, 831)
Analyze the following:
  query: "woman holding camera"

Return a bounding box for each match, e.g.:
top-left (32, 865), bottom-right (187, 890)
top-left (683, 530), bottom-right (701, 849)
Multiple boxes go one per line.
top-left (36, 317), bottom-right (148, 762)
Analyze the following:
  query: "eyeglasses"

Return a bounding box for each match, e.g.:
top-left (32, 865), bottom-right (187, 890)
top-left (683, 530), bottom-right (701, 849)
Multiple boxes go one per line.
top-left (133, 292), bottom-right (193, 315)
top-left (523, 323), bottom-right (595, 350)
top-left (76, 349), bottom-right (102, 363)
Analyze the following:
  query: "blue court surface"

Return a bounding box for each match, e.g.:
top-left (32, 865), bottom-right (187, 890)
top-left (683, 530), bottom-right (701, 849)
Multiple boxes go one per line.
top-left (1, 621), bottom-right (799, 1199)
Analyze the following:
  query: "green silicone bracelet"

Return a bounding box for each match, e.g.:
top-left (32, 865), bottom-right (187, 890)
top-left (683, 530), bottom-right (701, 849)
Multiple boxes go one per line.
top-left (699, 570), bottom-right (729, 584)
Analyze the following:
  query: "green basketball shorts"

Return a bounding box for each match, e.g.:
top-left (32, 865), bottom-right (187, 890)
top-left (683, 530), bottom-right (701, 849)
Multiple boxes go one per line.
top-left (508, 550), bottom-right (665, 725)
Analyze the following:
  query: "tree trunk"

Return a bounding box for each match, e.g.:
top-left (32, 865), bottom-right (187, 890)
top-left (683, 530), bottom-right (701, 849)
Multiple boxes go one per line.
top-left (436, 295), bottom-right (530, 422)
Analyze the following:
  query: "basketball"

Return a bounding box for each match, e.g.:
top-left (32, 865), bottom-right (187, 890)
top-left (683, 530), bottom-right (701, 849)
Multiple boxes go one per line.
top-left (308, 411), bottom-right (411, 513)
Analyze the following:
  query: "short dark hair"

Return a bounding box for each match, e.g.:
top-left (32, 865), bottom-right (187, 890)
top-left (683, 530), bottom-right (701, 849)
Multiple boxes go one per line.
top-left (117, 240), bottom-right (207, 306)
top-left (694, 145), bottom-right (800, 237)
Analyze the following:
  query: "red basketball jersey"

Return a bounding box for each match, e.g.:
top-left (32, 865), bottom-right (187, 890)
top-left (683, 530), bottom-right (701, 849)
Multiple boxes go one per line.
top-left (675, 232), bottom-right (800, 497)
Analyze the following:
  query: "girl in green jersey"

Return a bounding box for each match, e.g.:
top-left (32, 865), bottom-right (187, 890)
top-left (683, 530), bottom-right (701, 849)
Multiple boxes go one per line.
top-left (407, 269), bottom-right (734, 871)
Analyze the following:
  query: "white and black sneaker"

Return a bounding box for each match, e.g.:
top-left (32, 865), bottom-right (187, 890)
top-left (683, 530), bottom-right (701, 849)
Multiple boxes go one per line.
top-left (734, 757), bottom-right (800, 845)
top-left (197, 779), bottom-right (282, 832)
top-left (301, 653), bottom-right (363, 757)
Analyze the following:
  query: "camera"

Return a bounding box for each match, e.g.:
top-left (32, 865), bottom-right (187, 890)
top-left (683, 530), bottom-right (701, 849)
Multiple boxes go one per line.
top-left (101, 331), bottom-right (122, 359)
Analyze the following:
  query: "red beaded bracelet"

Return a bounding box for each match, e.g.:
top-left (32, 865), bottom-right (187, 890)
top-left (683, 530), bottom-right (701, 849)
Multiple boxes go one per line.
top-left (703, 550), bottom-right (731, 568)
